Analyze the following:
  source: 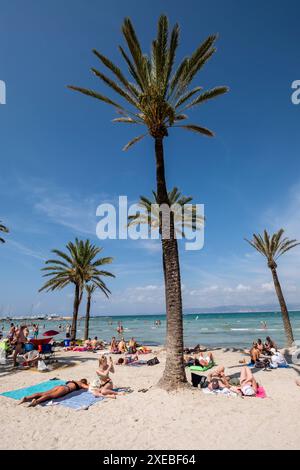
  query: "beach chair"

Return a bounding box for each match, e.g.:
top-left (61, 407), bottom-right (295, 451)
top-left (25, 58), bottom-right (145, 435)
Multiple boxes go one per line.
top-left (39, 343), bottom-right (55, 363)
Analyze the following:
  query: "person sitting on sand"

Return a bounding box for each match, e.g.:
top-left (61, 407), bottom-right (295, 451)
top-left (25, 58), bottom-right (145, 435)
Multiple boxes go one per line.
top-left (84, 338), bottom-right (92, 348)
top-left (231, 366), bottom-right (258, 397)
top-left (128, 337), bottom-right (137, 354)
top-left (91, 336), bottom-right (103, 350)
top-left (89, 355), bottom-right (124, 399)
top-left (257, 338), bottom-right (264, 353)
top-left (264, 336), bottom-right (277, 355)
top-left (207, 365), bottom-right (231, 390)
top-left (19, 379), bottom-right (89, 407)
top-left (118, 337), bottom-right (127, 353)
top-left (270, 348), bottom-right (287, 368)
top-left (110, 336), bottom-right (119, 353)
top-left (250, 342), bottom-right (261, 364)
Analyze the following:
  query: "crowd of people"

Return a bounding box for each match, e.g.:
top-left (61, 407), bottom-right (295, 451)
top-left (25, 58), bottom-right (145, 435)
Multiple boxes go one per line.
top-left (249, 336), bottom-right (287, 369)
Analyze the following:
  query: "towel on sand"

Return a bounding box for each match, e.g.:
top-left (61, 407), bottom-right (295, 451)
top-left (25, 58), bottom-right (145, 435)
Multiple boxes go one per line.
top-left (0, 379), bottom-right (65, 400)
top-left (203, 385), bottom-right (267, 398)
top-left (43, 389), bottom-right (104, 410)
top-left (44, 387), bottom-right (130, 410)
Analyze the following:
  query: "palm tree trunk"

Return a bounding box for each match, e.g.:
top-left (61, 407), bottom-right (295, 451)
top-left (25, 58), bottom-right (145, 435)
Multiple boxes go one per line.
top-left (155, 137), bottom-right (187, 390)
top-left (71, 283), bottom-right (81, 341)
top-left (84, 294), bottom-right (91, 340)
top-left (270, 266), bottom-right (294, 347)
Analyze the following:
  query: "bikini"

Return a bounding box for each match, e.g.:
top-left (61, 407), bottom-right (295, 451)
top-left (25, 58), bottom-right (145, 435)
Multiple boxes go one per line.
top-left (64, 380), bottom-right (80, 392)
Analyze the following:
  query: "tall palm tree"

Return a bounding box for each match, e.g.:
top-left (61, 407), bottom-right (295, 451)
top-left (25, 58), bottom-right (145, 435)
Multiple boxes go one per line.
top-left (128, 187), bottom-right (204, 238)
top-left (0, 221), bottom-right (9, 243)
top-left (39, 239), bottom-right (114, 341)
top-left (245, 229), bottom-right (300, 347)
top-left (68, 15), bottom-right (228, 389)
top-left (84, 281), bottom-right (111, 340)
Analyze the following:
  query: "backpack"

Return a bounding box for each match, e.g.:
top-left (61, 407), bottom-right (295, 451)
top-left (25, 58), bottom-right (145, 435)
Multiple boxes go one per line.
top-left (147, 357), bottom-right (160, 366)
top-left (191, 373), bottom-right (208, 388)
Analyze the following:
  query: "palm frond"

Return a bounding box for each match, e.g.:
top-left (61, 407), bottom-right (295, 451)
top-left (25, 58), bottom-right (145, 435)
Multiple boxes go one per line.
top-left (122, 133), bottom-right (147, 151)
top-left (176, 124), bottom-right (214, 137)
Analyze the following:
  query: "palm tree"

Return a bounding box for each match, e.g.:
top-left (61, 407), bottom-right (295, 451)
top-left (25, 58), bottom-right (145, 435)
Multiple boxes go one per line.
top-left (128, 187), bottom-right (204, 238)
top-left (0, 221), bottom-right (9, 243)
top-left (39, 239), bottom-right (114, 341)
top-left (68, 15), bottom-right (228, 389)
top-left (245, 229), bottom-right (300, 347)
top-left (84, 281), bottom-right (111, 340)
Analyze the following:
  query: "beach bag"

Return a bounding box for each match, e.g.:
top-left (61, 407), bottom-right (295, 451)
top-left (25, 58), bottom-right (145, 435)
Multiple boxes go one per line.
top-left (37, 359), bottom-right (48, 371)
top-left (0, 347), bottom-right (6, 365)
top-left (191, 373), bottom-right (208, 388)
top-left (147, 357), bottom-right (160, 366)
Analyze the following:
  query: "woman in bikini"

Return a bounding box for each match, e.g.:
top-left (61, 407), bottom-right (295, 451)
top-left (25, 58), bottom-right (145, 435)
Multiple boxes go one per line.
top-left (89, 355), bottom-right (124, 399)
top-left (18, 379), bottom-right (89, 407)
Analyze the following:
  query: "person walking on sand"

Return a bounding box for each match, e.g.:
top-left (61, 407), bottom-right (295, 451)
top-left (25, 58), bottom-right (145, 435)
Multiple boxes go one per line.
top-left (12, 325), bottom-right (28, 367)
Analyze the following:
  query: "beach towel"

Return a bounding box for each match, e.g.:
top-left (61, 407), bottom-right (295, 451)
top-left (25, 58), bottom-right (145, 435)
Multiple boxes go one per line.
top-left (247, 361), bottom-right (289, 369)
top-left (44, 387), bottom-right (130, 410)
top-left (44, 389), bottom-right (104, 410)
top-left (0, 379), bottom-right (65, 400)
top-left (202, 387), bottom-right (237, 397)
top-left (126, 360), bottom-right (147, 367)
top-left (256, 386), bottom-right (267, 398)
top-left (189, 362), bottom-right (215, 372)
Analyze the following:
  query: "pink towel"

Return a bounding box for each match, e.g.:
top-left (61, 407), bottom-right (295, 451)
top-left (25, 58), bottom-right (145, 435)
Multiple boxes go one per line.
top-left (256, 386), bottom-right (267, 398)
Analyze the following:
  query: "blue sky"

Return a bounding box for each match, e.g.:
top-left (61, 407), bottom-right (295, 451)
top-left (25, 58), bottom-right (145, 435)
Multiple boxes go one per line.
top-left (1, 0), bottom-right (300, 316)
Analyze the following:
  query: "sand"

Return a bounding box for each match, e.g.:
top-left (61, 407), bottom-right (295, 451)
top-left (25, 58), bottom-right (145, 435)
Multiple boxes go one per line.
top-left (1, 347), bottom-right (300, 450)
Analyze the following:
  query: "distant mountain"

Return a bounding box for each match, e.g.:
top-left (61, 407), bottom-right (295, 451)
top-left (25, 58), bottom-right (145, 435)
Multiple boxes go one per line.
top-left (184, 304), bottom-right (300, 314)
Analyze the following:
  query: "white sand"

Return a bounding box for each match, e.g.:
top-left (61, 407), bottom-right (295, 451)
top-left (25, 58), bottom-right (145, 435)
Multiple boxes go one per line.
top-left (1, 347), bottom-right (300, 450)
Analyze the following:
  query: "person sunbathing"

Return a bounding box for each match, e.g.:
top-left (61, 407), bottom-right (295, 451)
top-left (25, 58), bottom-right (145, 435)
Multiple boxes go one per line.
top-left (232, 366), bottom-right (258, 396)
top-left (116, 354), bottom-right (139, 365)
top-left (207, 365), bottom-right (231, 389)
top-left (118, 337), bottom-right (127, 353)
top-left (128, 337), bottom-right (137, 353)
top-left (84, 338), bottom-right (92, 348)
top-left (264, 336), bottom-right (277, 355)
top-left (257, 338), bottom-right (264, 353)
top-left (270, 348), bottom-right (287, 368)
top-left (91, 336), bottom-right (103, 350)
top-left (18, 379), bottom-right (89, 407)
top-left (110, 336), bottom-right (119, 353)
top-left (195, 351), bottom-right (214, 367)
top-left (89, 355), bottom-right (124, 399)
top-left (250, 342), bottom-right (261, 364)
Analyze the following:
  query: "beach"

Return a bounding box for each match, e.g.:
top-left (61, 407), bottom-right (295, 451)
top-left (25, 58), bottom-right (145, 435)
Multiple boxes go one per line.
top-left (1, 347), bottom-right (300, 450)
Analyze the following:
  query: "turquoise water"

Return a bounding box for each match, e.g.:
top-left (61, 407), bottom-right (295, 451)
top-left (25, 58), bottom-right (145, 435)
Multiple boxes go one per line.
top-left (1, 311), bottom-right (300, 348)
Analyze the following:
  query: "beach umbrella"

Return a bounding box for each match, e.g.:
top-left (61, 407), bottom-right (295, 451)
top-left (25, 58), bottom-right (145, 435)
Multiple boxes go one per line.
top-left (43, 329), bottom-right (59, 337)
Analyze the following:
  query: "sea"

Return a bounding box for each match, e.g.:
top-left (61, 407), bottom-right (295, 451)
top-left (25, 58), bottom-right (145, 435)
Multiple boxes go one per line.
top-left (1, 311), bottom-right (300, 349)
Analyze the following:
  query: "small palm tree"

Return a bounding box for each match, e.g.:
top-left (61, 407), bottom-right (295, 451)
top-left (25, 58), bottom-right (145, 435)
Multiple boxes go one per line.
top-left (84, 281), bottom-right (111, 340)
top-left (128, 187), bottom-right (204, 238)
top-left (39, 239), bottom-right (114, 341)
top-left (0, 221), bottom-right (9, 243)
top-left (68, 15), bottom-right (228, 389)
top-left (245, 229), bottom-right (300, 347)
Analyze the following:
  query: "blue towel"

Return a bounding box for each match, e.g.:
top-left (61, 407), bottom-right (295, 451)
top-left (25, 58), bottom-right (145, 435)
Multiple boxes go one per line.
top-left (0, 379), bottom-right (66, 400)
top-left (46, 387), bottom-right (129, 410)
top-left (45, 389), bottom-right (104, 410)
